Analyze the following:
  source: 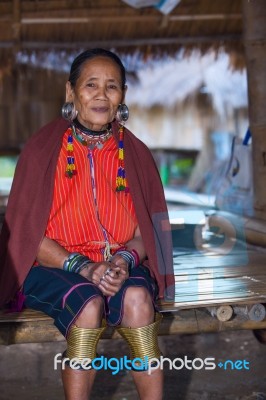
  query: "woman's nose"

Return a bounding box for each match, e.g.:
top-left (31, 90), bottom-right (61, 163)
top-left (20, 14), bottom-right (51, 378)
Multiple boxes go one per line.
top-left (95, 86), bottom-right (107, 99)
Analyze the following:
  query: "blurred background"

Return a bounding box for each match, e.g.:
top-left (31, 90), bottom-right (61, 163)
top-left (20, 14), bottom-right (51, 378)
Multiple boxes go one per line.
top-left (0, 0), bottom-right (249, 209)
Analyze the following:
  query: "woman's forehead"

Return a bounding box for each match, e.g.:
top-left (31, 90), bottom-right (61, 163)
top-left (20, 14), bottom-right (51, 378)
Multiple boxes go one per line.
top-left (79, 56), bottom-right (122, 80)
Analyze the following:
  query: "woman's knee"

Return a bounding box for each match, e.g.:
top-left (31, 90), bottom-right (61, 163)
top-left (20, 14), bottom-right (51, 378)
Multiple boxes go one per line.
top-left (123, 286), bottom-right (154, 318)
top-left (75, 295), bottom-right (104, 328)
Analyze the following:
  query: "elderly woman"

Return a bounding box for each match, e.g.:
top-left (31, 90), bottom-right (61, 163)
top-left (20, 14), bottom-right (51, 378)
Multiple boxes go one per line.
top-left (0, 48), bottom-right (174, 399)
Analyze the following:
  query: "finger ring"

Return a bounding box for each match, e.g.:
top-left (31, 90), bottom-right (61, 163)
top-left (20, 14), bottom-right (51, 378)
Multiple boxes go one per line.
top-left (104, 267), bottom-right (112, 276)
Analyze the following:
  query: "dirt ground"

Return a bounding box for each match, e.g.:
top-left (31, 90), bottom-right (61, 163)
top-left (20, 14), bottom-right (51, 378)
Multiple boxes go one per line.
top-left (0, 329), bottom-right (266, 400)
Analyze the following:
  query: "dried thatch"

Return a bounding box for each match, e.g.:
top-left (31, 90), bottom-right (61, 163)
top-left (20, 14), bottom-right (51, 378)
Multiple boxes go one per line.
top-left (0, 0), bottom-right (245, 72)
top-left (126, 51), bottom-right (248, 115)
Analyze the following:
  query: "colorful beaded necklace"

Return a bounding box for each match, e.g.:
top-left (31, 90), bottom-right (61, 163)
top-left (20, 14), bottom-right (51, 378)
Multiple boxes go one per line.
top-left (65, 121), bottom-right (129, 193)
top-left (73, 120), bottom-right (113, 150)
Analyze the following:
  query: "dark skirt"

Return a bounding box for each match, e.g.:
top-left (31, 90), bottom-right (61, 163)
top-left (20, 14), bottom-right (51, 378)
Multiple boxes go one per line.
top-left (23, 265), bottom-right (158, 337)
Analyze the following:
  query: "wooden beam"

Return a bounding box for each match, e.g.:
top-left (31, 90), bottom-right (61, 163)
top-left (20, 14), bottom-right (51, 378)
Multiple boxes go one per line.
top-left (0, 34), bottom-right (241, 50)
top-left (20, 13), bottom-right (242, 24)
top-left (0, 12), bottom-right (242, 24)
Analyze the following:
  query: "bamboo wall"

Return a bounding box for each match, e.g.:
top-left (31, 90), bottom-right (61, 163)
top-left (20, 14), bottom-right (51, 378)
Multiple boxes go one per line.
top-left (0, 64), bottom-right (66, 150)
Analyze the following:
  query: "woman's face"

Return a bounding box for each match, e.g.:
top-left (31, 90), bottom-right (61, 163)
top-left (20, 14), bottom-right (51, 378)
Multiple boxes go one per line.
top-left (66, 56), bottom-right (126, 131)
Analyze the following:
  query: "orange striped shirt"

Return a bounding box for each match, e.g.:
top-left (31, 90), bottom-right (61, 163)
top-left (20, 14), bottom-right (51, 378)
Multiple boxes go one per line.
top-left (45, 129), bottom-right (138, 262)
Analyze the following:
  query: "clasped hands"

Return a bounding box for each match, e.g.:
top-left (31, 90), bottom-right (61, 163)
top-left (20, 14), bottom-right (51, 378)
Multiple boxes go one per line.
top-left (79, 254), bottom-right (129, 296)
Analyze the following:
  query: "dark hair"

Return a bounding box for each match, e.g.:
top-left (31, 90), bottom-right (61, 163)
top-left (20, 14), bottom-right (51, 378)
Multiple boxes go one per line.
top-left (68, 48), bottom-right (126, 89)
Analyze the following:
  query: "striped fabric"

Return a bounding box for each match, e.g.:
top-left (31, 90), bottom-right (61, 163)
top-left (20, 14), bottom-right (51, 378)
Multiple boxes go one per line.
top-left (45, 130), bottom-right (138, 262)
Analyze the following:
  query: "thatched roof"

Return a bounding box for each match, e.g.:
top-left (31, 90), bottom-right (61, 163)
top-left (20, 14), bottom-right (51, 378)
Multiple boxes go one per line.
top-left (126, 51), bottom-right (248, 114)
top-left (0, 0), bottom-right (244, 70)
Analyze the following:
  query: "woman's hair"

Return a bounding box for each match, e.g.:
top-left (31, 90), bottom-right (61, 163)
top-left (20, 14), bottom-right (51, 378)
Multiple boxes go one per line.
top-left (68, 48), bottom-right (126, 89)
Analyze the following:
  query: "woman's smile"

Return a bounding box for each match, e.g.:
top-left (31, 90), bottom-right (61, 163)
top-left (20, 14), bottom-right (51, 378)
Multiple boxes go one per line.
top-left (91, 106), bottom-right (109, 113)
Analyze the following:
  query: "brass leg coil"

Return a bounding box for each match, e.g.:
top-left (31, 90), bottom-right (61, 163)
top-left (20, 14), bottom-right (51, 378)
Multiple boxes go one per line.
top-left (116, 313), bottom-right (162, 366)
top-left (65, 323), bottom-right (106, 368)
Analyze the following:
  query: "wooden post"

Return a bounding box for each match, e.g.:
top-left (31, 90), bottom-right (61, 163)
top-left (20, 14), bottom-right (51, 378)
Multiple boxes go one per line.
top-left (12, 0), bottom-right (21, 45)
top-left (242, 0), bottom-right (266, 219)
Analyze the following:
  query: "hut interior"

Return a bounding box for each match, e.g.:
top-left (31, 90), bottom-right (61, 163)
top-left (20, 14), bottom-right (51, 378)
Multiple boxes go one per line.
top-left (0, 0), bottom-right (265, 220)
top-left (0, 0), bottom-right (245, 173)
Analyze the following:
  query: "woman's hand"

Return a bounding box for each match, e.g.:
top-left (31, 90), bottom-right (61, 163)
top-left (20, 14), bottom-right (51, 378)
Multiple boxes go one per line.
top-left (80, 261), bottom-right (128, 296)
top-left (111, 254), bottom-right (129, 276)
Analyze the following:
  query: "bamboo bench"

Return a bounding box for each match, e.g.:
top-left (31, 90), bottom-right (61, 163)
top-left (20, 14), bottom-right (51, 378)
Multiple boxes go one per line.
top-left (1, 304), bottom-right (266, 346)
top-left (1, 210), bottom-right (266, 345)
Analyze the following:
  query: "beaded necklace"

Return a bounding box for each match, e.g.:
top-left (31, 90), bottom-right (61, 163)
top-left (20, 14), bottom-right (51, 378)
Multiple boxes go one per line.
top-left (73, 120), bottom-right (113, 150)
top-left (65, 120), bottom-right (129, 193)
top-left (75, 128), bottom-right (112, 149)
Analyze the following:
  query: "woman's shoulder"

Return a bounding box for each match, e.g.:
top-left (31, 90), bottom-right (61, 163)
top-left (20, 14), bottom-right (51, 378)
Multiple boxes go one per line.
top-left (24, 118), bottom-right (68, 149)
top-left (25, 118), bottom-right (67, 145)
top-left (124, 126), bottom-right (152, 154)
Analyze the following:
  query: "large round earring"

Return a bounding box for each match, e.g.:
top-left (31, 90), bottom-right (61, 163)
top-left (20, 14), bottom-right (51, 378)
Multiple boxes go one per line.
top-left (116, 104), bottom-right (129, 123)
top-left (61, 102), bottom-right (77, 122)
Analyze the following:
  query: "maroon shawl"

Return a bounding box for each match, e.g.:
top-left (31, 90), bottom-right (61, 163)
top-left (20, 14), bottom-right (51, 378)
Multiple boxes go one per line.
top-left (0, 118), bottom-right (174, 307)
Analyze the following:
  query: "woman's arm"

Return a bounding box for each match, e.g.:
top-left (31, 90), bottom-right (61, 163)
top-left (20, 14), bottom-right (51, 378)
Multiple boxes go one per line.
top-left (111, 225), bottom-right (147, 272)
top-left (124, 225), bottom-right (147, 263)
top-left (36, 236), bottom-right (69, 268)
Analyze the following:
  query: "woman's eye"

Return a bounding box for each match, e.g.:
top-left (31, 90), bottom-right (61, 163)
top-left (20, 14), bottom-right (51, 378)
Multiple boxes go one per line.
top-left (87, 82), bottom-right (95, 87)
top-left (108, 84), bottom-right (118, 89)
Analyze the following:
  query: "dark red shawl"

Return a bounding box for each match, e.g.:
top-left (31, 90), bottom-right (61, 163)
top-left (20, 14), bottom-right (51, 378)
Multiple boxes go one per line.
top-left (0, 118), bottom-right (174, 307)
